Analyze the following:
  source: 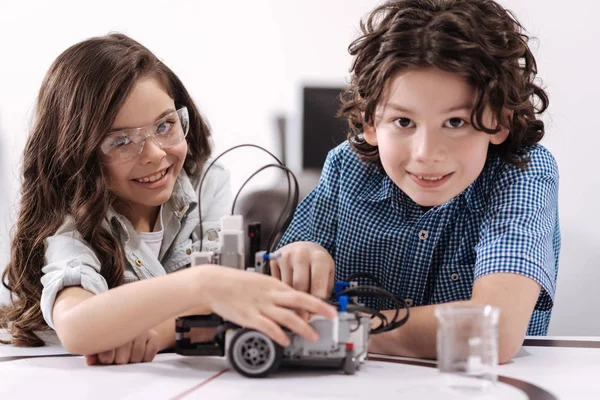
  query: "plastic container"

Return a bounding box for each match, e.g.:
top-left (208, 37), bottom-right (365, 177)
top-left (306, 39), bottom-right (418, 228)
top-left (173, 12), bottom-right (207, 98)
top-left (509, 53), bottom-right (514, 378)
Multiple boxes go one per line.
top-left (434, 304), bottom-right (500, 392)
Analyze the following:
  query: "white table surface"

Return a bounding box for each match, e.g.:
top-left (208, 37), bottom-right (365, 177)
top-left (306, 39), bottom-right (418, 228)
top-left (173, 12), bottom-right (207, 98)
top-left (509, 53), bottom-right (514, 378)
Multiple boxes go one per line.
top-left (2, 331), bottom-right (599, 399)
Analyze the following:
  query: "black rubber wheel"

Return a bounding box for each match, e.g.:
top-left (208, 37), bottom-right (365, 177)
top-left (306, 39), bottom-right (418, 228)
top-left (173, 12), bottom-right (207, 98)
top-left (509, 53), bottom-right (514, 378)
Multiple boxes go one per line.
top-left (227, 328), bottom-right (283, 378)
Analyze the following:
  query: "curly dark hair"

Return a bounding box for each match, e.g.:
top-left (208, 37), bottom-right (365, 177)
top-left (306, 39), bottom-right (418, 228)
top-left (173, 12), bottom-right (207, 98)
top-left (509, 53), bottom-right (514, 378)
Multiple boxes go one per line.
top-left (0, 33), bottom-right (212, 347)
top-left (339, 0), bottom-right (549, 167)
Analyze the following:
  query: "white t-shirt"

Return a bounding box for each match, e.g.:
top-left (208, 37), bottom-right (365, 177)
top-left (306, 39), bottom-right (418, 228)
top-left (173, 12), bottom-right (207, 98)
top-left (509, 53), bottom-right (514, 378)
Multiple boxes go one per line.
top-left (137, 206), bottom-right (165, 259)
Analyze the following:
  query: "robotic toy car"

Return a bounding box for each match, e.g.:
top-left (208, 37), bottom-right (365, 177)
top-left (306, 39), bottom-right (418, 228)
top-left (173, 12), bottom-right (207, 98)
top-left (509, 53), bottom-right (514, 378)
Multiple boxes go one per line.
top-left (175, 216), bottom-right (408, 378)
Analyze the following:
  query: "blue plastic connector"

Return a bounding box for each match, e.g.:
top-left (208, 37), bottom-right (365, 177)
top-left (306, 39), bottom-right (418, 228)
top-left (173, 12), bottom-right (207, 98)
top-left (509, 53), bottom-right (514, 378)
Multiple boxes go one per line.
top-left (263, 252), bottom-right (282, 261)
top-left (334, 280), bottom-right (350, 296)
top-left (339, 295), bottom-right (349, 312)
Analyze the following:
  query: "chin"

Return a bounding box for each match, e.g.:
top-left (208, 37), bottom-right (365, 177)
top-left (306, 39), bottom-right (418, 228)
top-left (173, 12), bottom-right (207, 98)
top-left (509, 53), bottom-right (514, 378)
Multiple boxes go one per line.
top-left (141, 192), bottom-right (172, 207)
top-left (408, 193), bottom-right (449, 207)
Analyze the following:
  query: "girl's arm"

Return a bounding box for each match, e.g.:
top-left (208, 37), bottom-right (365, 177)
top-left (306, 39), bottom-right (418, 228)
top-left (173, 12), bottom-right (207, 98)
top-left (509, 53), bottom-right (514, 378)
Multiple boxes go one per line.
top-left (52, 265), bottom-right (336, 356)
top-left (52, 266), bottom-right (211, 355)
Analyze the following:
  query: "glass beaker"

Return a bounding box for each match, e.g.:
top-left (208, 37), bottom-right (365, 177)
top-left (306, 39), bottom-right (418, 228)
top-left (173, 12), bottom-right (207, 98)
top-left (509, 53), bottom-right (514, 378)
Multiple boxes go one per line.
top-left (434, 303), bottom-right (500, 392)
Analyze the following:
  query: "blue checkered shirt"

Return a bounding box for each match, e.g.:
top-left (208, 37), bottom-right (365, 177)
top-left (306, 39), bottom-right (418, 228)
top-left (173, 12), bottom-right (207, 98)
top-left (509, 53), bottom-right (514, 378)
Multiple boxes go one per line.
top-left (279, 141), bottom-right (560, 335)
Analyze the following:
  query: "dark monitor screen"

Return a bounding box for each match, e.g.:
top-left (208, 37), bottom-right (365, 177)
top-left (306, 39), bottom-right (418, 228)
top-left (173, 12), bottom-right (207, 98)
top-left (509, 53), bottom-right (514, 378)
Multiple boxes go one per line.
top-left (302, 86), bottom-right (348, 170)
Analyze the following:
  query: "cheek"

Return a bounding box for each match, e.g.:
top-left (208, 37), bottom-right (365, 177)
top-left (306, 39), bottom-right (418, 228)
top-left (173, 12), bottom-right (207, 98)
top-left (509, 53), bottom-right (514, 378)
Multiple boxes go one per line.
top-left (104, 163), bottom-right (131, 188)
top-left (379, 138), bottom-right (408, 165)
top-left (170, 142), bottom-right (189, 164)
top-left (457, 136), bottom-right (490, 170)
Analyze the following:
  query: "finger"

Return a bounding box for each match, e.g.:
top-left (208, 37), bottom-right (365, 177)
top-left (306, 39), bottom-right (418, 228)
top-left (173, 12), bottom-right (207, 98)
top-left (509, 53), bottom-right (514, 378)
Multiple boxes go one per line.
top-left (310, 252), bottom-right (335, 299)
top-left (291, 257), bottom-right (310, 293)
top-left (297, 310), bottom-right (311, 322)
top-left (275, 291), bottom-right (337, 319)
top-left (327, 265), bottom-right (336, 295)
top-left (270, 259), bottom-right (281, 280)
top-left (114, 341), bottom-right (133, 365)
top-left (277, 252), bottom-right (294, 287)
top-left (248, 315), bottom-right (290, 347)
top-left (288, 248), bottom-right (312, 292)
top-left (97, 349), bottom-right (116, 365)
top-left (143, 334), bottom-right (159, 363)
top-left (266, 306), bottom-right (319, 342)
top-left (85, 354), bottom-right (98, 366)
top-left (129, 336), bottom-right (146, 364)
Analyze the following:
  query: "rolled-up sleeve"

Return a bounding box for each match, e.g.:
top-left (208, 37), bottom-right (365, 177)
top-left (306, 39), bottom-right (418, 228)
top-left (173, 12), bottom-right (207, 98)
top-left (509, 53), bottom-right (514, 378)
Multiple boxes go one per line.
top-left (41, 218), bottom-right (109, 329)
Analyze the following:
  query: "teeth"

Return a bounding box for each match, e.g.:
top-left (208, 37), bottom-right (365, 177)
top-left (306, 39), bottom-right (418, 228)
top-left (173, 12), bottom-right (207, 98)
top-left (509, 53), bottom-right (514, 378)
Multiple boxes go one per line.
top-left (135, 169), bottom-right (167, 183)
top-left (417, 175), bottom-right (444, 181)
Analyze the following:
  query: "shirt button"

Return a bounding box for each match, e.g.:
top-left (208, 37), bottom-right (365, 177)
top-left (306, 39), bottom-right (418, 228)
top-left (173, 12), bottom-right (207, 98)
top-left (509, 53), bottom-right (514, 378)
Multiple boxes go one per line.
top-left (451, 272), bottom-right (460, 281)
top-left (206, 228), bottom-right (219, 241)
top-left (404, 298), bottom-right (414, 307)
top-left (418, 229), bottom-right (429, 240)
top-left (178, 206), bottom-right (185, 213)
top-left (186, 248), bottom-right (192, 255)
top-left (135, 258), bottom-right (143, 267)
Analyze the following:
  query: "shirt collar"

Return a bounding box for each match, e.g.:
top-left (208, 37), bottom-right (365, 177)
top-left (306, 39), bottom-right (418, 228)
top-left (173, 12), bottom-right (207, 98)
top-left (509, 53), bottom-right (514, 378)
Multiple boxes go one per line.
top-left (357, 171), bottom-right (394, 203)
top-left (463, 157), bottom-right (495, 213)
top-left (357, 170), bottom-right (412, 220)
top-left (168, 167), bottom-right (197, 216)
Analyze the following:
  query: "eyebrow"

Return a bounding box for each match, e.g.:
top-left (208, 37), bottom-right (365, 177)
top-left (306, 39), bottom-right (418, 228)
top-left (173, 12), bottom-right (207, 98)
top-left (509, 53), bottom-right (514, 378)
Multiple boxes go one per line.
top-left (383, 102), bottom-right (473, 114)
top-left (109, 108), bottom-right (176, 133)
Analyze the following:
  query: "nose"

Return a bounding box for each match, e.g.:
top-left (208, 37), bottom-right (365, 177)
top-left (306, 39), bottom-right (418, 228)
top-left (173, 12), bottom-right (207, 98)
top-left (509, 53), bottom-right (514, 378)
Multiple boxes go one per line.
top-left (139, 134), bottom-right (167, 164)
top-left (412, 126), bottom-right (446, 163)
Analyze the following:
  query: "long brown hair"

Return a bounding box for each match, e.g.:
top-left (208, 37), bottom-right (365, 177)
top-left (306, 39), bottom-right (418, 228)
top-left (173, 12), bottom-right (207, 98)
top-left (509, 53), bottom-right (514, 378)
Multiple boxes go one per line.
top-left (339, 0), bottom-right (549, 167)
top-left (0, 33), bottom-right (212, 346)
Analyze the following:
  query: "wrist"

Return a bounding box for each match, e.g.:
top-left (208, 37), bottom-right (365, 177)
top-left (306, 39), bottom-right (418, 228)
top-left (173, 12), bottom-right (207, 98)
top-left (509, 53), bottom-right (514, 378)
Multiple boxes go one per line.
top-left (183, 265), bottom-right (218, 315)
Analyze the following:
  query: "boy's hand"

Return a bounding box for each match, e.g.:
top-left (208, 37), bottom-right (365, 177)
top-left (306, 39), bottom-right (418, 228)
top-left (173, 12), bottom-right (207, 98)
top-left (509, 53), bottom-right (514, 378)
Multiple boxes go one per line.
top-left (270, 241), bottom-right (335, 299)
top-left (85, 329), bottom-right (160, 365)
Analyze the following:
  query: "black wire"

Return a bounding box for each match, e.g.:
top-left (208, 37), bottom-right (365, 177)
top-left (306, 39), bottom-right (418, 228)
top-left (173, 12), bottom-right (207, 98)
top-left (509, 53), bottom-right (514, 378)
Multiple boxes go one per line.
top-left (265, 167), bottom-right (292, 252)
top-left (266, 169), bottom-right (299, 253)
top-left (330, 285), bottom-right (410, 334)
top-left (344, 272), bottom-right (383, 288)
top-left (230, 163), bottom-right (298, 253)
top-left (197, 144), bottom-right (284, 247)
top-left (343, 272), bottom-right (385, 309)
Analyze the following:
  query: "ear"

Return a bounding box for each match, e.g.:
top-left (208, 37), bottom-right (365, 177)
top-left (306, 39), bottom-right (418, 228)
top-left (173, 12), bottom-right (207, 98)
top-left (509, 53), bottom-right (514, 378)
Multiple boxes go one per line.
top-left (490, 125), bottom-right (509, 145)
top-left (489, 109), bottom-right (513, 145)
top-left (362, 112), bottom-right (378, 146)
top-left (363, 124), bottom-right (378, 146)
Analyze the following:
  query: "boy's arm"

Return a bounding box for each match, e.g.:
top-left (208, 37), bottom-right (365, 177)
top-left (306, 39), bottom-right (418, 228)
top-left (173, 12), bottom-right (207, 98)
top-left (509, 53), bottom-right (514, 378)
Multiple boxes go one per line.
top-left (370, 148), bottom-right (559, 364)
top-left (369, 272), bottom-right (541, 364)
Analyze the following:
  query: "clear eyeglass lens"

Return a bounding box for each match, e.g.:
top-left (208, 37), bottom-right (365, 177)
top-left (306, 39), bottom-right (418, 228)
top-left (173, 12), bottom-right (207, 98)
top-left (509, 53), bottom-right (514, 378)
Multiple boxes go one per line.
top-left (102, 107), bottom-right (188, 162)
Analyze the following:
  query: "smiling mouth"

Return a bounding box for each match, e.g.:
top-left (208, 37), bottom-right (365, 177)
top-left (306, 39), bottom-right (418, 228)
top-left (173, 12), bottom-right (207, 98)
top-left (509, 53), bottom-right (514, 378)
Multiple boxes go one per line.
top-left (410, 173), bottom-right (451, 181)
top-left (415, 175), bottom-right (445, 181)
top-left (133, 167), bottom-right (169, 183)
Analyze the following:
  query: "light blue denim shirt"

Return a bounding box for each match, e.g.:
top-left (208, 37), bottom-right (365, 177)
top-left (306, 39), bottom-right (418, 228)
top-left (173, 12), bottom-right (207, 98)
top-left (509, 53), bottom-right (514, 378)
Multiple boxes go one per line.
top-left (40, 162), bottom-right (231, 329)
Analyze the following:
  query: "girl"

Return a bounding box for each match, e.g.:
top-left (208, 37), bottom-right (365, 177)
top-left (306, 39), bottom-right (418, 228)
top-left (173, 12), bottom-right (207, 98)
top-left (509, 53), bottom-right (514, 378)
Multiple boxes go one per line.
top-left (0, 33), bottom-right (335, 365)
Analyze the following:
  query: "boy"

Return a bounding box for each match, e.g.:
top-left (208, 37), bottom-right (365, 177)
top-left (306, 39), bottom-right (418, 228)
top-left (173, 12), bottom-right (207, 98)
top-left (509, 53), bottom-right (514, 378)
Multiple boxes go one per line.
top-left (273, 0), bottom-right (559, 363)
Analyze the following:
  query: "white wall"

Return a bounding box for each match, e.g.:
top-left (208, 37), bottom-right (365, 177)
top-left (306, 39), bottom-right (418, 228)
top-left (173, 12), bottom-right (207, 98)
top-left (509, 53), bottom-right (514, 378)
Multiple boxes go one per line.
top-left (0, 0), bottom-right (598, 336)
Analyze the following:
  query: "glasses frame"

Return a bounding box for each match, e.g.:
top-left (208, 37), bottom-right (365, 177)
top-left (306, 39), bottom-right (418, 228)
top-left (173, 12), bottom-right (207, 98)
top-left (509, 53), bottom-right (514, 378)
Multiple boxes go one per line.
top-left (100, 106), bottom-right (189, 163)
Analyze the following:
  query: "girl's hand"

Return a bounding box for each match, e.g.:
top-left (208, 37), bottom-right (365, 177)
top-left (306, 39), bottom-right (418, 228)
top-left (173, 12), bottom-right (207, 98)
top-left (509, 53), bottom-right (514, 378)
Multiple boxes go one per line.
top-left (85, 329), bottom-right (160, 365)
top-left (203, 266), bottom-right (337, 347)
top-left (270, 241), bottom-right (336, 299)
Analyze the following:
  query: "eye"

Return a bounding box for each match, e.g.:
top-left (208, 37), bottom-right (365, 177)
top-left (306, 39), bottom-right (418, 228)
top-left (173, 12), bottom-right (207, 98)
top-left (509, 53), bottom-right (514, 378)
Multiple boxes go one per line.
top-left (156, 120), bottom-right (174, 135)
top-left (393, 118), bottom-right (415, 128)
top-left (444, 118), bottom-right (466, 129)
top-left (111, 136), bottom-right (132, 148)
